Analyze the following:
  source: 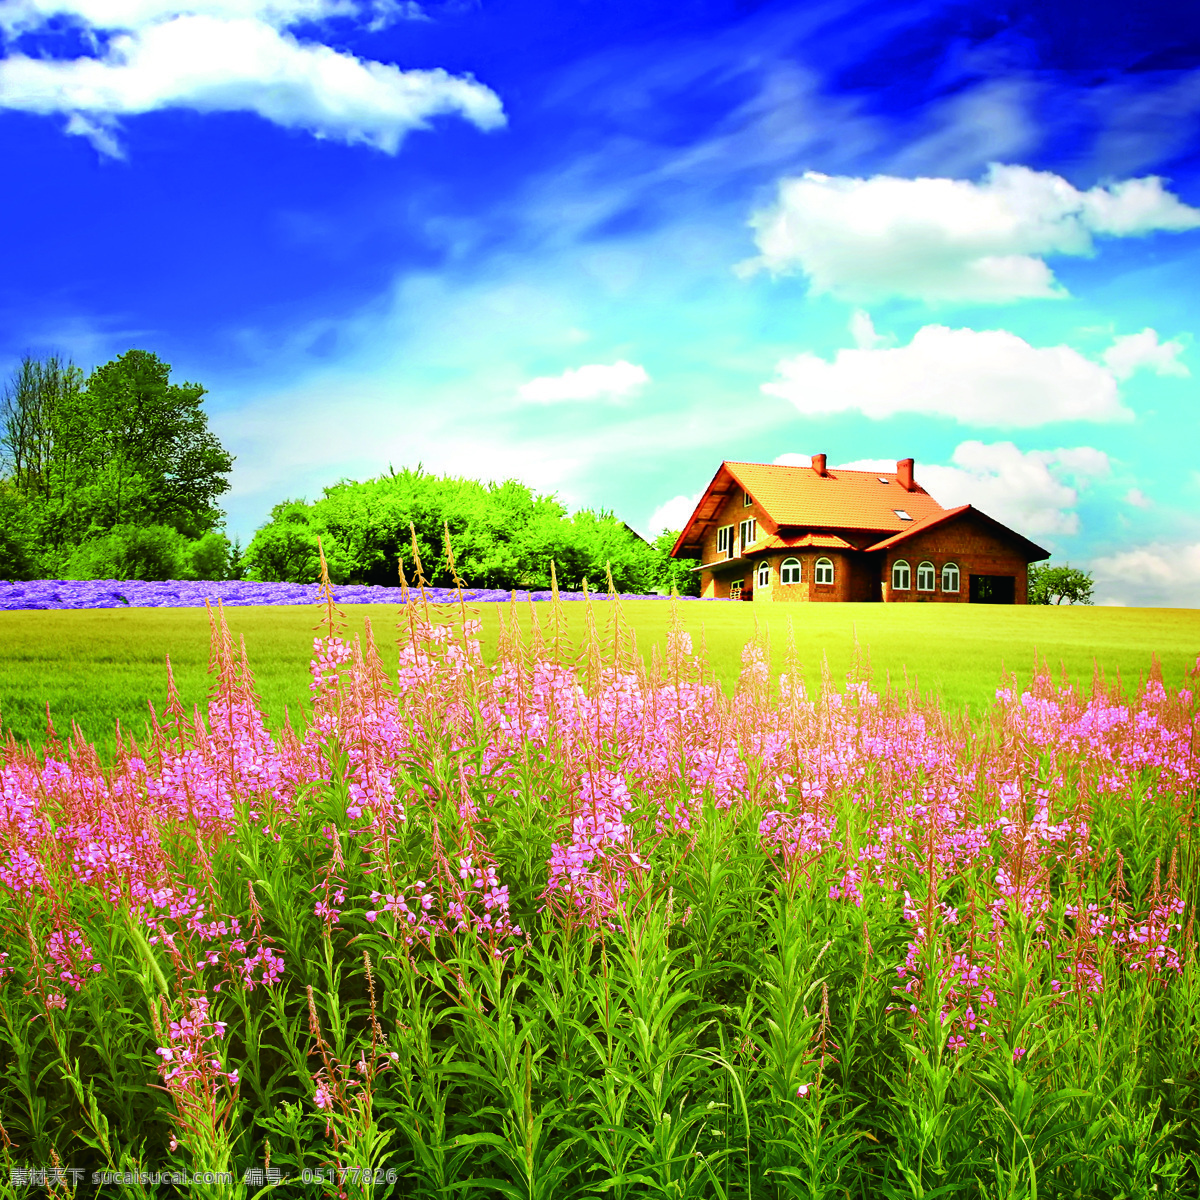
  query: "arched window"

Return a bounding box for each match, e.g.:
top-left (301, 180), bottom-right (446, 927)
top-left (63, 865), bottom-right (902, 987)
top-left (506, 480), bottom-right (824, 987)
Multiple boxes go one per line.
top-left (780, 557), bottom-right (802, 584)
top-left (892, 559), bottom-right (911, 591)
top-left (942, 562), bottom-right (960, 593)
top-left (815, 557), bottom-right (834, 585)
top-left (917, 561), bottom-right (935, 591)
top-left (757, 560), bottom-right (771, 588)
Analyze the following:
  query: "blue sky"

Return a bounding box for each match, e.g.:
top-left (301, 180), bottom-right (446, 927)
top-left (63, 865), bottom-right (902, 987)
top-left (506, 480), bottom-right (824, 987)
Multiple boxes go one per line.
top-left (2, 0), bottom-right (1200, 605)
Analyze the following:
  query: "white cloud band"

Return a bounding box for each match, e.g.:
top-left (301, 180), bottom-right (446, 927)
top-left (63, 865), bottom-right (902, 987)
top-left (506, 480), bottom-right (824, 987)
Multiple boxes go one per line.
top-left (739, 163), bottom-right (1200, 303)
top-left (0, 12), bottom-right (504, 153)
top-left (762, 317), bottom-right (1187, 428)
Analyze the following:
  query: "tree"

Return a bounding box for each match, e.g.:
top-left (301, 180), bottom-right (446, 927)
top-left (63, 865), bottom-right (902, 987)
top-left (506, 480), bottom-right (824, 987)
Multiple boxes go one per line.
top-left (0, 355), bottom-right (85, 503)
top-left (1028, 562), bottom-right (1094, 605)
top-left (64, 350), bottom-right (235, 540)
top-left (241, 468), bottom-right (695, 594)
top-left (650, 529), bottom-right (700, 596)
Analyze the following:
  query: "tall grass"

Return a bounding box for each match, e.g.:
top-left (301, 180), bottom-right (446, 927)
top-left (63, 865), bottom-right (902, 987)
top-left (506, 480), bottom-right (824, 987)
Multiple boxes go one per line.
top-left (0, 563), bottom-right (1197, 1197)
top-left (3, 598), bottom-right (1198, 768)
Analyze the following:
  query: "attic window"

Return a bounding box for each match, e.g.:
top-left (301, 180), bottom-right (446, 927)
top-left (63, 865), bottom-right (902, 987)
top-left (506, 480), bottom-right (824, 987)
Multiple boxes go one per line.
top-left (878, 477), bottom-right (890, 484)
top-left (894, 509), bottom-right (913, 521)
top-left (743, 490), bottom-right (753, 507)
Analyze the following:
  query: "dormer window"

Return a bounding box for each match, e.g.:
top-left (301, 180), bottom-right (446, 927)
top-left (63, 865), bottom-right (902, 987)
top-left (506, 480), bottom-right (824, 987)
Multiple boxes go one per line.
top-left (894, 509), bottom-right (912, 521)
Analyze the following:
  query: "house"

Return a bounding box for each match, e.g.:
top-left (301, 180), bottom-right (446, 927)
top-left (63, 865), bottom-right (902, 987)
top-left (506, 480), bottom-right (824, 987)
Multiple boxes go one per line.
top-left (670, 455), bottom-right (1049, 604)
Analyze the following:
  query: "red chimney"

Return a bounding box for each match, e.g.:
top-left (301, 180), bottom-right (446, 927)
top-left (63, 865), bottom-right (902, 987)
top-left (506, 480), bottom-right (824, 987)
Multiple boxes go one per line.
top-left (812, 453), bottom-right (827, 477)
top-left (897, 458), bottom-right (915, 491)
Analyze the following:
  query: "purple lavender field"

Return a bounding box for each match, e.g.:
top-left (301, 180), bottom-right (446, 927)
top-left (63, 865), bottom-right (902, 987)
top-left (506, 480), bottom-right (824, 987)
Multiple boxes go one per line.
top-left (0, 579), bottom-right (701, 611)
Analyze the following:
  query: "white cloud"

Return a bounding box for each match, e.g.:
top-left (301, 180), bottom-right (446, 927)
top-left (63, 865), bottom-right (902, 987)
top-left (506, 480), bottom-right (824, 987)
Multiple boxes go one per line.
top-left (738, 163), bottom-right (1200, 303)
top-left (762, 320), bottom-right (1136, 427)
top-left (647, 492), bottom-right (701, 536)
top-left (0, 0), bottom-right (346, 31)
top-left (0, 14), bottom-right (505, 154)
top-left (1125, 487), bottom-right (1153, 509)
top-left (1091, 542), bottom-right (1200, 608)
top-left (919, 440), bottom-right (1110, 537)
top-left (1101, 328), bottom-right (1189, 381)
top-left (518, 360), bottom-right (648, 404)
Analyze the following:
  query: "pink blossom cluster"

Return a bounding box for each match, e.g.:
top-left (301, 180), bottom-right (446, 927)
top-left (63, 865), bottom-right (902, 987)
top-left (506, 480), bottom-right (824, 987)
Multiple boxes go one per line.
top-left (0, 596), bottom-right (1194, 1049)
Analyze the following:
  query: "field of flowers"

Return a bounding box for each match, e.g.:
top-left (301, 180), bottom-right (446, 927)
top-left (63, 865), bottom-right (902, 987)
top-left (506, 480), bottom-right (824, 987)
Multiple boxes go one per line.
top-left (0, 562), bottom-right (1197, 1198)
top-left (0, 579), bottom-right (690, 611)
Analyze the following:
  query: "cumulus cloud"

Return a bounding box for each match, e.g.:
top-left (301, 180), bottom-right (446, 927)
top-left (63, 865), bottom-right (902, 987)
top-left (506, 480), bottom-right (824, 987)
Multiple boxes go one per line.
top-left (1125, 488), bottom-right (1153, 509)
top-left (762, 318), bottom-right (1145, 427)
top-left (647, 492), bottom-right (701, 536)
top-left (518, 360), bottom-right (648, 404)
top-left (1101, 328), bottom-right (1190, 380)
top-left (1091, 542), bottom-right (1200, 608)
top-left (0, 14), bottom-right (504, 154)
top-left (919, 441), bottom-right (1110, 537)
top-left (738, 163), bottom-right (1200, 303)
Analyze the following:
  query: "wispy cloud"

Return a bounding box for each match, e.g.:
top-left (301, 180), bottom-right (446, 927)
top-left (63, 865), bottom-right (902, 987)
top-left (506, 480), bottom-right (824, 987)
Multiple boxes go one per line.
top-left (517, 360), bottom-right (649, 404)
top-left (1092, 541), bottom-right (1200, 607)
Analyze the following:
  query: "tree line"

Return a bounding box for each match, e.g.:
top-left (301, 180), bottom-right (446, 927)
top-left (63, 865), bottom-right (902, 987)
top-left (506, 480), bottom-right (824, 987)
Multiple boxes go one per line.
top-left (0, 348), bottom-right (1096, 602)
top-left (0, 350), bottom-right (698, 595)
top-left (240, 471), bottom-right (697, 594)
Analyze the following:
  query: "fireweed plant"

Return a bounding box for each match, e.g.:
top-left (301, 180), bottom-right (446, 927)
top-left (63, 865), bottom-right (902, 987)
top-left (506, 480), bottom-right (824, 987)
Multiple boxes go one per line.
top-left (0, 540), bottom-right (1197, 1199)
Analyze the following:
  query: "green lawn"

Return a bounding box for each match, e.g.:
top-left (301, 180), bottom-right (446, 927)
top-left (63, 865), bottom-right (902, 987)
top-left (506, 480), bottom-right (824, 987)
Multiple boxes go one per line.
top-left (3, 598), bottom-right (1198, 763)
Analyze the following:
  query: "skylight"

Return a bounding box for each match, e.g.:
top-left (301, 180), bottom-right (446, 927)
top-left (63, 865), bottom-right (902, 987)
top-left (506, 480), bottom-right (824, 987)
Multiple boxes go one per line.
top-left (894, 509), bottom-right (912, 520)
top-left (878, 477), bottom-right (890, 484)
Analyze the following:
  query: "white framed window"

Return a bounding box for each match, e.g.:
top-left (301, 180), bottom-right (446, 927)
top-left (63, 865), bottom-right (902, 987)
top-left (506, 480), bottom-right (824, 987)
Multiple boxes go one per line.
top-left (716, 525), bottom-right (734, 558)
top-left (894, 509), bottom-right (912, 521)
top-left (780, 557), bottom-right (802, 584)
top-left (738, 518), bottom-right (757, 549)
top-left (815, 557), bottom-right (834, 585)
top-left (729, 580), bottom-right (743, 600)
top-left (743, 490), bottom-right (753, 508)
top-left (892, 559), bottom-right (911, 591)
top-left (917, 561), bottom-right (935, 592)
top-left (756, 560), bottom-right (770, 588)
top-left (942, 562), bottom-right (960, 593)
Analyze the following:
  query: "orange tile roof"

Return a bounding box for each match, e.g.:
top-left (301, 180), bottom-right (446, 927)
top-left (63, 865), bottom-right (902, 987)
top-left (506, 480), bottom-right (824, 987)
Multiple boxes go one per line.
top-left (727, 461), bottom-right (944, 531)
top-left (751, 531), bottom-right (857, 552)
top-left (671, 460), bottom-right (945, 556)
top-left (866, 505), bottom-right (1050, 562)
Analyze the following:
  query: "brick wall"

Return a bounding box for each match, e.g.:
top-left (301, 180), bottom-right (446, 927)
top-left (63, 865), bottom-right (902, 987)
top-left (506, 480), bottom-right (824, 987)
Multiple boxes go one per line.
top-left (749, 550), bottom-right (866, 603)
top-left (882, 516), bottom-right (1029, 604)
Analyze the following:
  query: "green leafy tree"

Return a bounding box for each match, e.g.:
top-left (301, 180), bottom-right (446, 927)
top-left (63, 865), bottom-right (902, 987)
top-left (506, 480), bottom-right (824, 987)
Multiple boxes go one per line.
top-left (0, 478), bottom-right (39, 581)
top-left (0, 350), bottom-right (236, 578)
top-left (241, 468), bottom-right (691, 594)
top-left (650, 529), bottom-right (700, 596)
top-left (1028, 561), bottom-right (1095, 605)
top-left (58, 523), bottom-right (188, 582)
top-left (63, 350), bottom-right (235, 541)
top-left (241, 500), bottom-right (353, 584)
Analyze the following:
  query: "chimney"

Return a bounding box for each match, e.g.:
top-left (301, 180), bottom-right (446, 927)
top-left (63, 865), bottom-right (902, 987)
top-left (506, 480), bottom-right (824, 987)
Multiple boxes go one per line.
top-left (812, 453), bottom-right (827, 477)
top-left (897, 458), bottom-right (915, 491)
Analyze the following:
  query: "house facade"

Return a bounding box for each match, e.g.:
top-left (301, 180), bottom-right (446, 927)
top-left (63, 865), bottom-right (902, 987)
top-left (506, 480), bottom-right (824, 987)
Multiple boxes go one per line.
top-left (670, 456), bottom-right (1049, 604)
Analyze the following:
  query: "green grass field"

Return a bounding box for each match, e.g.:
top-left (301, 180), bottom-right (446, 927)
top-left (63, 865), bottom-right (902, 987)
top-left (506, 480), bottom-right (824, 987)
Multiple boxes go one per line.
top-left (3, 598), bottom-right (1198, 763)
